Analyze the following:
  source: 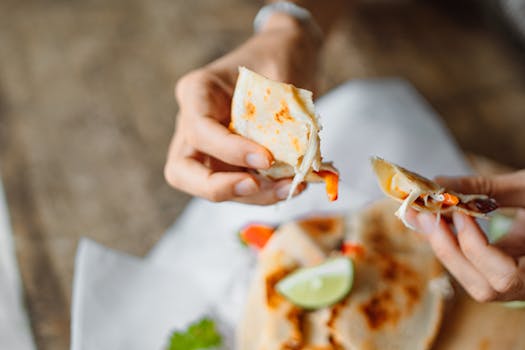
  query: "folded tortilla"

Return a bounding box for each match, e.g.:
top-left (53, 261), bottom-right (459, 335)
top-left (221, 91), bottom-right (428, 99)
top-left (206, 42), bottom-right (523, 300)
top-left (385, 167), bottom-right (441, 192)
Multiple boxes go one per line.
top-left (237, 201), bottom-right (448, 350)
top-left (371, 157), bottom-right (499, 229)
top-left (230, 67), bottom-right (338, 200)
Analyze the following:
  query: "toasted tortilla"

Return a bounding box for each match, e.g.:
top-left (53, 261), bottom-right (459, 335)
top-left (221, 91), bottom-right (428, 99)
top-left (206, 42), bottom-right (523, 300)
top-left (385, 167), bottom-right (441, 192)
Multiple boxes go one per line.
top-left (330, 200), bottom-right (448, 350)
top-left (237, 201), bottom-right (448, 350)
top-left (230, 67), bottom-right (338, 200)
top-left (371, 157), bottom-right (498, 229)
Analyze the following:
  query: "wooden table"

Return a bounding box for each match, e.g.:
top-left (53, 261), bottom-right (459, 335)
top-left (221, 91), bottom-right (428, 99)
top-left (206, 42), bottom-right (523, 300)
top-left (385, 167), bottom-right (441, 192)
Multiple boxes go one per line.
top-left (0, 1), bottom-right (524, 349)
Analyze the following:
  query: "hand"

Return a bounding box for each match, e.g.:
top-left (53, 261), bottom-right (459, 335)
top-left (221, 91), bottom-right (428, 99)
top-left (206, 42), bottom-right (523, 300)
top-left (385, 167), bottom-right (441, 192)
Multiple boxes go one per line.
top-left (165, 14), bottom-right (320, 204)
top-left (408, 170), bottom-right (525, 302)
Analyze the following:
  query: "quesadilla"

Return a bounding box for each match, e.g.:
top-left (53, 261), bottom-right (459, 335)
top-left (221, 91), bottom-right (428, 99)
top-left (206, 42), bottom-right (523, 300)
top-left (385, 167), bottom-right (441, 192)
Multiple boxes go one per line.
top-left (237, 200), bottom-right (449, 350)
top-left (230, 67), bottom-right (339, 201)
top-left (371, 157), bottom-right (499, 229)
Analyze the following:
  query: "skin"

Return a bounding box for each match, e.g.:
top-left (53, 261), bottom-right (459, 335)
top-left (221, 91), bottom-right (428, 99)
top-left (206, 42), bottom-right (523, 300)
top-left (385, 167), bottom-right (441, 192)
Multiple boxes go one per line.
top-left (166, 1), bottom-right (525, 301)
top-left (407, 171), bottom-right (525, 302)
top-left (165, 0), bottom-right (346, 205)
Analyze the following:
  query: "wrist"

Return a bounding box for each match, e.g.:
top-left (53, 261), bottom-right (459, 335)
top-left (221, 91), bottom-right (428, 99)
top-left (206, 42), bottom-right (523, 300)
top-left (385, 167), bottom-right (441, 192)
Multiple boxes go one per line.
top-left (258, 12), bottom-right (323, 51)
top-left (206, 9), bottom-right (321, 92)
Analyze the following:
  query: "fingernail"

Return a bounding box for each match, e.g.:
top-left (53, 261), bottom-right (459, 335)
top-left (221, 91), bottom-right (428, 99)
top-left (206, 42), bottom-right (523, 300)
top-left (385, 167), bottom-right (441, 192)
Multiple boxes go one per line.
top-left (417, 213), bottom-right (437, 234)
top-left (452, 212), bottom-right (465, 231)
top-left (246, 153), bottom-right (270, 169)
top-left (234, 178), bottom-right (258, 196)
top-left (276, 183), bottom-right (292, 200)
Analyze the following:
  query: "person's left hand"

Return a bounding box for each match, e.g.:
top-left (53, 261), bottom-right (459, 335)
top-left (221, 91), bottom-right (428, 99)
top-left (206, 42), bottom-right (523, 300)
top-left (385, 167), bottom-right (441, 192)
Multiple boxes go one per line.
top-left (407, 172), bottom-right (525, 302)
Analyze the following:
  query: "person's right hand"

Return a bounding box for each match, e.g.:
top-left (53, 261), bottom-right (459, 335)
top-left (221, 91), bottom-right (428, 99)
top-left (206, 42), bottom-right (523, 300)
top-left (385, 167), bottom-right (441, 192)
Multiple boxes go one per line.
top-left (164, 13), bottom-right (320, 204)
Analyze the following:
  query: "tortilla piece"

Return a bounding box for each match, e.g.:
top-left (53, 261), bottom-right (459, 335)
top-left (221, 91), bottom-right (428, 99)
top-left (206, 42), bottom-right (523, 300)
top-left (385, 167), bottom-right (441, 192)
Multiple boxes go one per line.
top-left (329, 199), bottom-right (448, 350)
top-left (237, 203), bottom-right (448, 350)
top-left (236, 222), bottom-right (330, 350)
top-left (371, 157), bottom-right (498, 228)
top-left (230, 67), bottom-right (338, 200)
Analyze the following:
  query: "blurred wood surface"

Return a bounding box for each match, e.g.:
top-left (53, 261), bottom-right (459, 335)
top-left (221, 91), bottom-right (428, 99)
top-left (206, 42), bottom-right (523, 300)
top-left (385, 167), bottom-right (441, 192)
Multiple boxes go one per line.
top-left (0, 0), bottom-right (523, 349)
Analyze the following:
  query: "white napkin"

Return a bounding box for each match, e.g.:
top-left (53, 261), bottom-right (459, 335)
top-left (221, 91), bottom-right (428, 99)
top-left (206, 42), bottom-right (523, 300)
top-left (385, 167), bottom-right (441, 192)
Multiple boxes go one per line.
top-left (71, 78), bottom-right (471, 350)
top-left (0, 176), bottom-right (36, 350)
top-left (71, 239), bottom-right (212, 350)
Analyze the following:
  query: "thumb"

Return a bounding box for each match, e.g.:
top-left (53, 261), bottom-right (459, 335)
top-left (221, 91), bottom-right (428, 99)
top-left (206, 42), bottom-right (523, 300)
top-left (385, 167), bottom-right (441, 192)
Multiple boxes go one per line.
top-left (435, 170), bottom-right (525, 208)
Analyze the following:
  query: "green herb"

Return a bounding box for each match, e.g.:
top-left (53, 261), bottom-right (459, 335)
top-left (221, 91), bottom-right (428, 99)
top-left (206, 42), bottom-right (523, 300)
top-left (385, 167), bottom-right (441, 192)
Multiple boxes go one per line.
top-left (168, 317), bottom-right (222, 350)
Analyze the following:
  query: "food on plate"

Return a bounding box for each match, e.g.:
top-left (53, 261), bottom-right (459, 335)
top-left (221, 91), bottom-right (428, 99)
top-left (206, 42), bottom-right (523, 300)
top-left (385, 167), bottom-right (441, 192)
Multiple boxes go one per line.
top-left (371, 157), bottom-right (499, 229)
top-left (168, 317), bottom-right (222, 350)
top-left (230, 67), bottom-right (339, 201)
top-left (238, 223), bottom-right (275, 250)
top-left (276, 256), bottom-right (354, 309)
top-left (237, 200), bottom-right (449, 350)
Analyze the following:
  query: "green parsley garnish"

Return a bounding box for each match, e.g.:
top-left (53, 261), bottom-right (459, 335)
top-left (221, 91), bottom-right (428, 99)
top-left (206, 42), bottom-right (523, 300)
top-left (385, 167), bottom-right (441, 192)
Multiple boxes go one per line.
top-left (168, 317), bottom-right (222, 350)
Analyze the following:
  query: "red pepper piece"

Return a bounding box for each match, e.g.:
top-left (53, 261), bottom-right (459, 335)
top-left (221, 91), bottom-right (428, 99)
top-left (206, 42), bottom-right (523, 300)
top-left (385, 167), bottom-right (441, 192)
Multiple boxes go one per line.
top-left (342, 242), bottom-right (365, 257)
top-left (316, 170), bottom-right (339, 201)
top-left (239, 224), bottom-right (275, 250)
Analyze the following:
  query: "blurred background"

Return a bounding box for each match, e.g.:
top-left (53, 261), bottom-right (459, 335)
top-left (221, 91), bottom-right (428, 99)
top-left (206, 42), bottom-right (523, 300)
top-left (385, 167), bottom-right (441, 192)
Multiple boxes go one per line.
top-left (0, 0), bottom-right (524, 348)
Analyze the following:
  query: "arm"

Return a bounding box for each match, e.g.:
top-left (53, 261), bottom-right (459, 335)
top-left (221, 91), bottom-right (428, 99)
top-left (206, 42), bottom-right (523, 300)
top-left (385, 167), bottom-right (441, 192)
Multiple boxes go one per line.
top-left (165, 1), bottom-right (345, 204)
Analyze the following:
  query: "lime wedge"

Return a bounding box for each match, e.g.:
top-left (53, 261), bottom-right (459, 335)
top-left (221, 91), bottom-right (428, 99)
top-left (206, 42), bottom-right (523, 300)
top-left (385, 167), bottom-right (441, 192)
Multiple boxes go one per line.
top-left (276, 257), bottom-right (354, 309)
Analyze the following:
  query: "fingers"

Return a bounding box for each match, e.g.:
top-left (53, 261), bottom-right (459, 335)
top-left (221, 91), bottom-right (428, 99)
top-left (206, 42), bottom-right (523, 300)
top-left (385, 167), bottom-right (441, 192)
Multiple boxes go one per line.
top-left (454, 212), bottom-right (524, 300)
top-left (165, 155), bottom-right (257, 201)
top-left (165, 149), bottom-right (305, 204)
top-left (435, 170), bottom-right (525, 207)
top-left (176, 69), bottom-right (273, 169)
top-left (185, 116), bottom-right (273, 169)
top-left (416, 213), bottom-right (497, 302)
top-left (414, 211), bottom-right (525, 302)
top-left (234, 179), bottom-right (307, 205)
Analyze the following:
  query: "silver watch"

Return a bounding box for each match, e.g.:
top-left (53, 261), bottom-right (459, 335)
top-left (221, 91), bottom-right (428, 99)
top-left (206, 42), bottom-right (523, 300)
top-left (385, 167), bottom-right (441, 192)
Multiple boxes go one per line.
top-left (253, 1), bottom-right (323, 38)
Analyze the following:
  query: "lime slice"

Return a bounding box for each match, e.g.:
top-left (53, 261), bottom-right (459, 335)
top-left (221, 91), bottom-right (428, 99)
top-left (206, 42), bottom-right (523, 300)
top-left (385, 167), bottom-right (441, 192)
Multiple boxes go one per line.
top-left (276, 257), bottom-right (354, 309)
top-left (488, 214), bottom-right (514, 243)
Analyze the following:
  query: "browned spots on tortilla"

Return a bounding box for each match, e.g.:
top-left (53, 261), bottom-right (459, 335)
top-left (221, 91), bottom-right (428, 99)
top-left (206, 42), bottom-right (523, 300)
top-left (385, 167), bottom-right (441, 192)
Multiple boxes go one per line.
top-left (365, 219), bottom-right (396, 255)
top-left (275, 129), bottom-right (280, 134)
top-left (326, 336), bottom-right (345, 350)
top-left (403, 284), bottom-right (421, 310)
top-left (265, 267), bottom-right (293, 309)
top-left (274, 100), bottom-right (295, 123)
top-left (325, 298), bottom-right (348, 349)
top-left (298, 216), bottom-right (343, 238)
top-left (360, 290), bottom-right (401, 330)
top-left (264, 88), bottom-right (271, 102)
top-left (247, 90), bottom-right (252, 97)
top-left (282, 307), bottom-right (304, 350)
top-left (379, 256), bottom-right (417, 282)
top-left (292, 137), bottom-right (301, 152)
top-left (326, 298), bottom-right (347, 330)
top-left (244, 101), bottom-right (256, 120)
